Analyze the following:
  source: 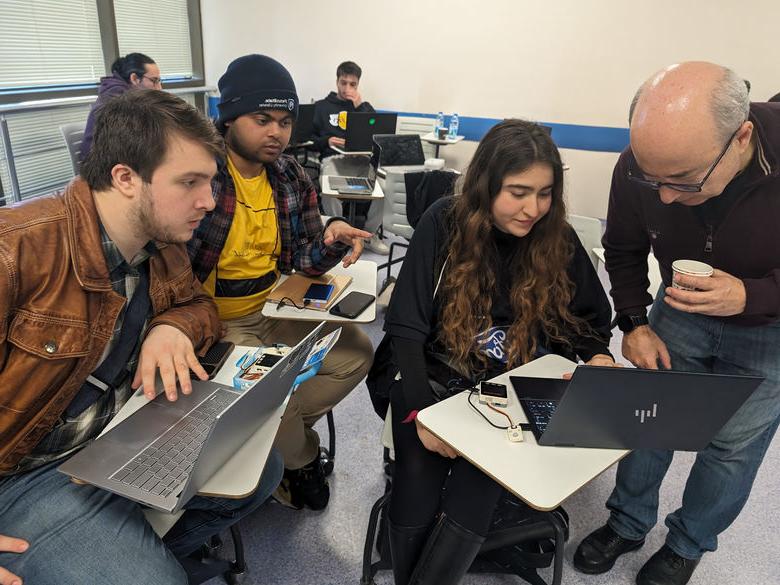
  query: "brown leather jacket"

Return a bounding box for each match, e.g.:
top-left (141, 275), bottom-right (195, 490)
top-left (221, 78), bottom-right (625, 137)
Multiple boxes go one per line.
top-left (0, 179), bottom-right (221, 474)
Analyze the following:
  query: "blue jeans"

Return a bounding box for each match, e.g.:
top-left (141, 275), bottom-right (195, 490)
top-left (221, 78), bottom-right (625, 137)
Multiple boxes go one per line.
top-left (606, 293), bottom-right (780, 559)
top-left (0, 448), bottom-right (283, 585)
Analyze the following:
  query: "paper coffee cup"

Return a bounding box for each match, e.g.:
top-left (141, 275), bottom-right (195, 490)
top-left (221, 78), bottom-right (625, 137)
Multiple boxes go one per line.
top-left (672, 259), bottom-right (713, 291)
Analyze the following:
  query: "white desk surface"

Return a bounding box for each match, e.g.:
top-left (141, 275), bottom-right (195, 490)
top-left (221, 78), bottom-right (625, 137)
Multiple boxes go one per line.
top-left (330, 144), bottom-right (372, 156)
top-left (421, 132), bottom-right (465, 145)
top-left (261, 260), bottom-right (377, 323)
top-left (416, 354), bottom-right (628, 511)
top-left (103, 345), bottom-right (283, 499)
top-left (321, 175), bottom-right (384, 201)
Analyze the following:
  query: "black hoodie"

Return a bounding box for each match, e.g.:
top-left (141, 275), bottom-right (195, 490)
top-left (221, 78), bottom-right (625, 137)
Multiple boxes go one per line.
top-left (312, 91), bottom-right (374, 158)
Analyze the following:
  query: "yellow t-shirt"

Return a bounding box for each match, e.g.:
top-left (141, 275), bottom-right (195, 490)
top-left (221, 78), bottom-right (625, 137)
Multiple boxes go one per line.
top-left (203, 156), bottom-right (280, 320)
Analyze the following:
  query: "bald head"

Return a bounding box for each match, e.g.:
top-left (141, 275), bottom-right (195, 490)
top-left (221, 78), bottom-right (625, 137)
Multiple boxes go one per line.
top-left (627, 62), bottom-right (754, 206)
top-left (630, 62), bottom-right (748, 143)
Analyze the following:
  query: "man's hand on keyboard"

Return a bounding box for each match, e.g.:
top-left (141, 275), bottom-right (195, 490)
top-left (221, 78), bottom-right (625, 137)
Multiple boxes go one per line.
top-left (132, 324), bottom-right (207, 401)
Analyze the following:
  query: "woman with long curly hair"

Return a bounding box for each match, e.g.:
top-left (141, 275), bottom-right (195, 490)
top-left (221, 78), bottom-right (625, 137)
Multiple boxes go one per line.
top-left (378, 119), bottom-right (617, 584)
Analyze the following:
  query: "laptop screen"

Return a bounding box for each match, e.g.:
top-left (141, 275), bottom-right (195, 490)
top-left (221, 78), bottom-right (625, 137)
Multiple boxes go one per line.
top-left (373, 134), bottom-right (425, 166)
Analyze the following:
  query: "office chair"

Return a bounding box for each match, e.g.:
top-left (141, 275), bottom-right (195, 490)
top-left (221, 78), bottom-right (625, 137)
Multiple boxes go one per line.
top-left (59, 122), bottom-right (86, 176)
top-left (360, 409), bottom-right (568, 585)
top-left (567, 214), bottom-right (603, 270)
top-left (377, 169), bottom-right (458, 296)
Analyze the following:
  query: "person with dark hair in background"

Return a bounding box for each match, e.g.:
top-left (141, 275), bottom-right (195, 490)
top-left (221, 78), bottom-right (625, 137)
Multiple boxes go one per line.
top-left (188, 54), bottom-right (374, 512)
top-left (313, 61), bottom-right (389, 254)
top-left (769, 92), bottom-right (780, 103)
top-left (375, 119), bottom-right (615, 585)
top-left (80, 52), bottom-right (162, 161)
top-left (575, 62), bottom-right (780, 585)
top-left (0, 91), bottom-right (282, 585)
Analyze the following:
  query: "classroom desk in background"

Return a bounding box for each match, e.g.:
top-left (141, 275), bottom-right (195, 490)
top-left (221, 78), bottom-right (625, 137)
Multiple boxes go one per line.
top-left (320, 175), bottom-right (384, 226)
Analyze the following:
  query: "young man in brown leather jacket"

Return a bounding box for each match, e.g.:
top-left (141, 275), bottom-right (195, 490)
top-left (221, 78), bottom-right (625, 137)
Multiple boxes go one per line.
top-left (0, 91), bottom-right (282, 585)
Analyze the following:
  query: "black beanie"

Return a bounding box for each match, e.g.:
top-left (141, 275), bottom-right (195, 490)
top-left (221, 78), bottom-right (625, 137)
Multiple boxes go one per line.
top-left (217, 54), bottom-right (298, 129)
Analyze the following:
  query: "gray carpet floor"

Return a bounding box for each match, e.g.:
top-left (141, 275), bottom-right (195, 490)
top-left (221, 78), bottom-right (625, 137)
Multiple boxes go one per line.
top-left (205, 238), bottom-right (779, 585)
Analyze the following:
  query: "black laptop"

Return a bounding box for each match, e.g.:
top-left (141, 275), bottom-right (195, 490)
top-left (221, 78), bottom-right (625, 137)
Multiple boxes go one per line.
top-left (343, 112), bottom-right (397, 152)
top-left (509, 366), bottom-right (763, 451)
top-left (372, 133), bottom-right (425, 166)
top-left (290, 103), bottom-right (315, 145)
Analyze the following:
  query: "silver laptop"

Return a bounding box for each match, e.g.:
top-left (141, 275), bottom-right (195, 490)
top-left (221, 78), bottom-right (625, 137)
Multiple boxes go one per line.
top-left (510, 365), bottom-right (763, 451)
top-left (328, 141), bottom-right (380, 194)
top-left (59, 323), bottom-right (324, 512)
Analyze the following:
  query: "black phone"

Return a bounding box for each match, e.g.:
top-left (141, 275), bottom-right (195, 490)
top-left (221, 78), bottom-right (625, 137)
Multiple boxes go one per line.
top-left (194, 340), bottom-right (235, 379)
top-left (328, 291), bottom-right (375, 319)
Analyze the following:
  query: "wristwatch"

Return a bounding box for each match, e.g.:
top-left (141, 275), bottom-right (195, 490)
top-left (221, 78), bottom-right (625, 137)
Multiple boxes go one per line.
top-left (615, 313), bottom-right (649, 333)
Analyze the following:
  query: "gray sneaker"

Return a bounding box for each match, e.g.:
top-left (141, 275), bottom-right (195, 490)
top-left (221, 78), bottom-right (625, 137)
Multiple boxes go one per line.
top-left (365, 234), bottom-right (390, 255)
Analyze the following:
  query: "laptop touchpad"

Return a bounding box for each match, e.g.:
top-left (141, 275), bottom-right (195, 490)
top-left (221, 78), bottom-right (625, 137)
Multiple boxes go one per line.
top-left (509, 376), bottom-right (568, 401)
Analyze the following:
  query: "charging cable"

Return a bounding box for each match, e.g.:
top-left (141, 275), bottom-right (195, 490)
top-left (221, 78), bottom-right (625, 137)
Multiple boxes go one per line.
top-left (467, 388), bottom-right (531, 442)
top-left (277, 296), bottom-right (310, 310)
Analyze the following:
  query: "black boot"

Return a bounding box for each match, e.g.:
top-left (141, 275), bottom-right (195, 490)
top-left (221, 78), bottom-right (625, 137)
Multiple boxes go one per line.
top-left (409, 513), bottom-right (486, 585)
top-left (388, 520), bottom-right (431, 585)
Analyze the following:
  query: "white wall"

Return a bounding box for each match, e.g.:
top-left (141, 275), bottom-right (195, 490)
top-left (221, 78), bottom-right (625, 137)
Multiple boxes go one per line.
top-left (200, 0), bottom-right (779, 218)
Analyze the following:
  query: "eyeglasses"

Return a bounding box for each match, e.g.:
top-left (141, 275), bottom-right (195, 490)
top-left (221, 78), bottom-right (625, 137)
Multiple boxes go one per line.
top-left (142, 75), bottom-right (162, 86)
top-left (627, 126), bottom-right (742, 193)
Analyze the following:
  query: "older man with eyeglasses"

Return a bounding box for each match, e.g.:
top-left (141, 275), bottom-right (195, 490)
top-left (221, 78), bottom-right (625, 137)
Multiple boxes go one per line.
top-left (574, 62), bottom-right (780, 585)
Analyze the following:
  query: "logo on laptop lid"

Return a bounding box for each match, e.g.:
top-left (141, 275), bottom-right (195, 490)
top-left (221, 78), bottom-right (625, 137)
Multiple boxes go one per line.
top-left (635, 403), bottom-right (658, 423)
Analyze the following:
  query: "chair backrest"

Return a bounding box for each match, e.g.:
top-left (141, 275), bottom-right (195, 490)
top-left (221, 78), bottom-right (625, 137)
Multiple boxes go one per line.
top-left (60, 122), bottom-right (86, 176)
top-left (380, 169), bottom-right (415, 239)
top-left (567, 214), bottom-right (603, 269)
top-left (396, 115), bottom-right (437, 159)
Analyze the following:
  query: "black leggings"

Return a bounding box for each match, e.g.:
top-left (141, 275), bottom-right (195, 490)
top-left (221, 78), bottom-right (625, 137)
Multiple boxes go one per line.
top-left (388, 381), bottom-right (504, 535)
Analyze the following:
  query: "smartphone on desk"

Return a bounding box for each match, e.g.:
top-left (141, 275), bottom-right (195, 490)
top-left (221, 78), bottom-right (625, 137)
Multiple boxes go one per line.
top-left (193, 340), bottom-right (235, 379)
top-left (329, 291), bottom-right (375, 319)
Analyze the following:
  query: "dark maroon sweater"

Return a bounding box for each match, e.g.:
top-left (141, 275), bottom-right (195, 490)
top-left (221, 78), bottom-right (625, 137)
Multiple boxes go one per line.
top-left (603, 102), bottom-right (780, 327)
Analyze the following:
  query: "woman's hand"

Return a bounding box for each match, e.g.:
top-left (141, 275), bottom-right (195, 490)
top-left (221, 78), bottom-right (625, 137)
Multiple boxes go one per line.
top-left (563, 354), bottom-right (621, 379)
top-left (415, 419), bottom-right (458, 458)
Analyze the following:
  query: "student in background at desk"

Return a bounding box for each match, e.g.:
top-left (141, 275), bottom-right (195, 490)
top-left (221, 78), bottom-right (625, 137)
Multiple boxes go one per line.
top-left (0, 91), bottom-right (280, 585)
top-left (81, 52), bottom-right (162, 162)
top-left (189, 54), bottom-right (374, 512)
top-left (370, 120), bottom-right (616, 585)
top-left (313, 60), bottom-right (389, 254)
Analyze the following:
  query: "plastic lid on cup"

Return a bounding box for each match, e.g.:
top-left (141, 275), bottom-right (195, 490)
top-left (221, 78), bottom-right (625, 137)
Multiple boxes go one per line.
top-left (672, 259), bottom-right (713, 276)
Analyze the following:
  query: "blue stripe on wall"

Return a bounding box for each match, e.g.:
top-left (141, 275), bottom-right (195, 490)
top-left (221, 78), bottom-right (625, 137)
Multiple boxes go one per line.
top-left (383, 110), bottom-right (630, 153)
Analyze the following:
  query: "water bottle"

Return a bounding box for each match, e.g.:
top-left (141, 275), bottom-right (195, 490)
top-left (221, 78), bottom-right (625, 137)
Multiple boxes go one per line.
top-left (448, 112), bottom-right (459, 139)
top-left (435, 111), bottom-right (445, 135)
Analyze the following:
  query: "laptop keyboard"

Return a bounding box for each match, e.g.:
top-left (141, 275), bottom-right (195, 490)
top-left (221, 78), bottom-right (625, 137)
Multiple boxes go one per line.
top-left (110, 390), bottom-right (236, 498)
top-left (345, 177), bottom-right (370, 187)
top-left (522, 400), bottom-right (559, 435)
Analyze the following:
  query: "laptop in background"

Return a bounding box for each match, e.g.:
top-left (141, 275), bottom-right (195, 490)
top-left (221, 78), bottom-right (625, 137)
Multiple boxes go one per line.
top-left (291, 104), bottom-right (315, 145)
top-left (60, 323), bottom-right (325, 513)
top-left (343, 112), bottom-right (398, 152)
top-left (328, 141), bottom-right (380, 195)
top-left (509, 365), bottom-right (762, 451)
top-left (373, 133), bottom-right (425, 166)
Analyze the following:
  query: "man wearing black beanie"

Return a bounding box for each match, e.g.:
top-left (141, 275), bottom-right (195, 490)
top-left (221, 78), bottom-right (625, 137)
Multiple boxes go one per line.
top-left (188, 54), bottom-right (374, 510)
